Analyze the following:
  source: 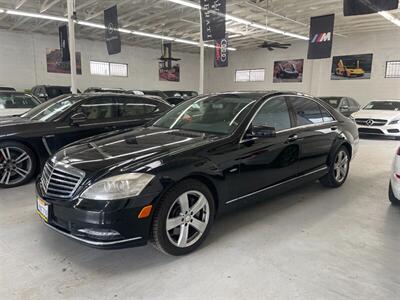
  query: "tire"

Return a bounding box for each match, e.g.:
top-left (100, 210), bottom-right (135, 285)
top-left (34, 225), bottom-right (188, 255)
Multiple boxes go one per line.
top-left (151, 179), bottom-right (215, 256)
top-left (389, 182), bottom-right (400, 206)
top-left (320, 146), bottom-right (350, 188)
top-left (0, 141), bottom-right (37, 188)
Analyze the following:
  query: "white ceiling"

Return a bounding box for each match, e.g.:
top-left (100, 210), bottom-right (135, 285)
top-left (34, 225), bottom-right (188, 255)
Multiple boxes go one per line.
top-left (0, 0), bottom-right (399, 52)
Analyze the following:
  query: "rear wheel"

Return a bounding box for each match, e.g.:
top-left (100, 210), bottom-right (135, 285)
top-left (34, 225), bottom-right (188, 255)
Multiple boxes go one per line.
top-left (0, 142), bottom-right (36, 188)
top-left (320, 146), bottom-right (350, 188)
top-left (151, 179), bottom-right (215, 256)
top-left (389, 182), bottom-right (400, 206)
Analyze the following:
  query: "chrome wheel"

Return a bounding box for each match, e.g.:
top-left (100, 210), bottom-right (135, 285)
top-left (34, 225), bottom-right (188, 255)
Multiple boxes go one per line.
top-left (333, 150), bottom-right (348, 183)
top-left (0, 147), bottom-right (32, 186)
top-left (166, 190), bottom-right (210, 248)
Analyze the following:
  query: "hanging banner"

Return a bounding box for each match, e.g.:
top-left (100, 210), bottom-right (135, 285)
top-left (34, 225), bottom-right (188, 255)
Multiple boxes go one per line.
top-left (200, 0), bottom-right (226, 41)
top-left (58, 24), bottom-right (70, 63)
top-left (214, 37), bottom-right (228, 68)
top-left (307, 14), bottom-right (335, 60)
top-left (343, 0), bottom-right (398, 16)
top-left (104, 5), bottom-right (121, 55)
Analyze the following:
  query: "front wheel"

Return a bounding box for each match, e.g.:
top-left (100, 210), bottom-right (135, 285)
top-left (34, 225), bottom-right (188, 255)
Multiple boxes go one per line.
top-left (320, 146), bottom-right (350, 188)
top-left (151, 179), bottom-right (215, 256)
top-left (0, 141), bottom-right (37, 188)
top-left (389, 182), bottom-right (400, 206)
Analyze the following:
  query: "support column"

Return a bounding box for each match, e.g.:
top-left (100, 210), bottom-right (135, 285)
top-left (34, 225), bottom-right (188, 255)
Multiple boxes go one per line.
top-left (67, 0), bottom-right (77, 93)
top-left (199, 11), bottom-right (205, 95)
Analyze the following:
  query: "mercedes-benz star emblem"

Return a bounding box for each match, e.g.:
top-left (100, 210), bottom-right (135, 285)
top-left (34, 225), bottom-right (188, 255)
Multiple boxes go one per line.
top-left (107, 23), bottom-right (114, 34)
top-left (366, 119), bottom-right (374, 126)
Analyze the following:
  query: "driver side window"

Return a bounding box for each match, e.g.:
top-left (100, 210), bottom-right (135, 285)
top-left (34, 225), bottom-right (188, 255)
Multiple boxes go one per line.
top-left (75, 98), bottom-right (115, 121)
top-left (252, 97), bottom-right (292, 131)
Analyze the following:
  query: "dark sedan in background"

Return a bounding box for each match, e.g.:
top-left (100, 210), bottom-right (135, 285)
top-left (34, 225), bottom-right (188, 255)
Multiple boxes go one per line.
top-left (36, 91), bottom-right (359, 255)
top-left (319, 96), bottom-right (360, 117)
top-left (0, 93), bottom-right (171, 188)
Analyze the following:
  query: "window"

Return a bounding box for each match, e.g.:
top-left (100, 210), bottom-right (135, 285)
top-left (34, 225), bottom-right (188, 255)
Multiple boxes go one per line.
top-left (76, 98), bottom-right (116, 120)
top-left (235, 69), bottom-right (265, 82)
top-left (0, 94), bottom-right (39, 109)
top-left (90, 61), bottom-right (128, 77)
top-left (291, 97), bottom-right (325, 126)
top-left (385, 61), bottom-right (400, 78)
top-left (117, 97), bottom-right (165, 118)
top-left (253, 97), bottom-right (291, 131)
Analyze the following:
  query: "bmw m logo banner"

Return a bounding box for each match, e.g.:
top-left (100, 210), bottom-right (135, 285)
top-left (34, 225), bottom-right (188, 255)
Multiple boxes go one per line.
top-left (201, 0), bottom-right (226, 41)
top-left (214, 37), bottom-right (228, 68)
top-left (58, 24), bottom-right (70, 63)
top-left (344, 0), bottom-right (398, 16)
top-left (307, 14), bottom-right (335, 60)
top-left (104, 5), bottom-right (121, 55)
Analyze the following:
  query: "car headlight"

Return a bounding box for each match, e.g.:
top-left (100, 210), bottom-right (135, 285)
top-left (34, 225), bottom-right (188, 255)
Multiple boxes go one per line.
top-left (389, 120), bottom-right (400, 125)
top-left (81, 173), bottom-right (155, 200)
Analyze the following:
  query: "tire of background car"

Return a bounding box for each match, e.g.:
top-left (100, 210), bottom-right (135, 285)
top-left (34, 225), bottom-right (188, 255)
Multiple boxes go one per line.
top-left (320, 146), bottom-right (350, 188)
top-left (151, 179), bottom-right (215, 256)
top-left (388, 182), bottom-right (400, 206)
top-left (0, 141), bottom-right (37, 188)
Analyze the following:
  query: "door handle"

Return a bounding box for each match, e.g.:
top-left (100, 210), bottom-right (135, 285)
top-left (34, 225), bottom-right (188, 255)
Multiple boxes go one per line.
top-left (286, 134), bottom-right (298, 143)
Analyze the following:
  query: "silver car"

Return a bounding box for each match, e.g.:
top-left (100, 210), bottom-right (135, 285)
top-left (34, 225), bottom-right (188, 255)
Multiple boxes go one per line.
top-left (389, 146), bottom-right (400, 205)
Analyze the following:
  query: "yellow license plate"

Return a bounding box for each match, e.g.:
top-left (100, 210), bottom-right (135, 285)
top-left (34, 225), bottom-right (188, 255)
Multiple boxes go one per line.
top-left (37, 197), bottom-right (49, 222)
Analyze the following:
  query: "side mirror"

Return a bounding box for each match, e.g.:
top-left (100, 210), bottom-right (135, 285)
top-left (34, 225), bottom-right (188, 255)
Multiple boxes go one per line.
top-left (38, 93), bottom-right (47, 99)
top-left (70, 112), bottom-right (87, 125)
top-left (340, 105), bottom-right (349, 112)
top-left (246, 125), bottom-right (277, 139)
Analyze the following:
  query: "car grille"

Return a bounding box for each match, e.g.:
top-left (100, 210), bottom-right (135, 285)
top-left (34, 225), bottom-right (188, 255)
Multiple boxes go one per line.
top-left (358, 128), bottom-right (384, 135)
top-left (355, 118), bottom-right (387, 126)
top-left (41, 161), bottom-right (85, 198)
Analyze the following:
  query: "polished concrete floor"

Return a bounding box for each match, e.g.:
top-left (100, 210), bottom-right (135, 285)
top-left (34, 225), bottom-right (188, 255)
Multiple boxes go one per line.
top-left (1, 139), bottom-right (399, 299)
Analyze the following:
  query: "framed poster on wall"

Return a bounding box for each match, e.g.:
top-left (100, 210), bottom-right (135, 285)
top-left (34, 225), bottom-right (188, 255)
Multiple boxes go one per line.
top-left (273, 59), bottom-right (303, 83)
top-left (46, 48), bottom-right (82, 74)
top-left (331, 54), bottom-right (372, 80)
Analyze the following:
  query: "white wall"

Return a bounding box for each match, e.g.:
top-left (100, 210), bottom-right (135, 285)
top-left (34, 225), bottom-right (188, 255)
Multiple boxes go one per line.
top-left (205, 30), bottom-right (400, 105)
top-left (0, 29), bottom-right (200, 92)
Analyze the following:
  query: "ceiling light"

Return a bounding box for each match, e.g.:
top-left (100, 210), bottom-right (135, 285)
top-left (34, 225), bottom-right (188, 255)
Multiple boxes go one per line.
top-left (225, 14), bottom-right (252, 25)
top-left (6, 9), bottom-right (67, 22)
top-left (378, 11), bottom-right (400, 27)
top-left (167, 0), bottom-right (201, 9)
top-left (0, 9), bottom-right (4, 13)
top-left (76, 20), bottom-right (105, 29)
top-left (132, 31), bottom-right (175, 41)
top-left (175, 38), bottom-right (199, 46)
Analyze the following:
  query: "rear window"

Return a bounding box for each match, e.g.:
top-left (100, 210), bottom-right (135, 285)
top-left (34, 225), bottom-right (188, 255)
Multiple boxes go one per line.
top-left (0, 94), bottom-right (39, 109)
top-left (46, 87), bottom-right (71, 98)
top-left (320, 97), bottom-right (342, 108)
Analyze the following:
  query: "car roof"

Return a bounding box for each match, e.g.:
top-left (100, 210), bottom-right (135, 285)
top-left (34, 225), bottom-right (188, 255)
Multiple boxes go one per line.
top-left (0, 91), bottom-right (32, 95)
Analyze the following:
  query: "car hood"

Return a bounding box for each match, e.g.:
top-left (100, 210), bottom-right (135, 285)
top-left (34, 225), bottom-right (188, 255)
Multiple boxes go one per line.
top-left (0, 115), bottom-right (39, 126)
top-left (53, 126), bottom-right (223, 176)
top-left (352, 109), bottom-right (400, 121)
top-left (0, 109), bottom-right (30, 117)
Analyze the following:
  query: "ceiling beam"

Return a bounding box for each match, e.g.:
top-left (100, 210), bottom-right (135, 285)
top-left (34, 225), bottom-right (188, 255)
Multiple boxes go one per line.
top-left (15, 0), bottom-right (28, 10)
top-left (40, 0), bottom-right (61, 13)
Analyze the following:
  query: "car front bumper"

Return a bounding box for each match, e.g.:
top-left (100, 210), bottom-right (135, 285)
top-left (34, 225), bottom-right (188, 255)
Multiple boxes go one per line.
top-left (35, 180), bottom-right (158, 249)
top-left (357, 124), bottom-right (400, 138)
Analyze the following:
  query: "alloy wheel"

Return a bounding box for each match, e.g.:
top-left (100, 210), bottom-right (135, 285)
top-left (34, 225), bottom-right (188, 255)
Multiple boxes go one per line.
top-left (333, 150), bottom-right (349, 183)
top-left (0, 147), bottom-right (32, 186)
top-left (166, 190), bottom-right (210, 248)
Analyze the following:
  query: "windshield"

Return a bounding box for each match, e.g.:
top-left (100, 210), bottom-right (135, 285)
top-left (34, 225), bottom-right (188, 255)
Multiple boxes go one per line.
top-left (364, 101), bottom-right (400, 111)
top-left (153, 94), bottom-right (258, 134)
top-left (320, 97), bottom-right (342, 108)
top-left (0, 93), bottom-right (40, 109)
top-left (21, 95), bottom-right (82, 121)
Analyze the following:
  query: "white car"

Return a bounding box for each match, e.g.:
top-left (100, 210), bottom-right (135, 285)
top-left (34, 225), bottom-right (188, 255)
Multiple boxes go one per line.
top-left (351, 100), bottom-right (400, 139)
top-left (0, 92), bottom-right (41, 117)
top-left (389, 147), bottom-right (400, 205)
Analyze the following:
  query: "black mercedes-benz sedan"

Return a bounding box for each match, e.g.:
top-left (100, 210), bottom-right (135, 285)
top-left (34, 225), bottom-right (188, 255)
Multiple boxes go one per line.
top-left (36, 91), bottom-right (359, 255)
top-left (0, 93), bottom-right (171, 188)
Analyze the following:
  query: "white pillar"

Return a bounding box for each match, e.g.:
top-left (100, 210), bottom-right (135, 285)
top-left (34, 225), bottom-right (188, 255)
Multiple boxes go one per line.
top-left (67, 0), bottom-right (77, 93)
top-left (199, 11), bottom-right (205, 95)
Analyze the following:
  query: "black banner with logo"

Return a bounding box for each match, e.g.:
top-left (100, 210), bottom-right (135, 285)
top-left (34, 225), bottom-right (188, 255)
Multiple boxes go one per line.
top-left (307, 14), bottom-right (335, 60)
top-left (344, 0), bottom-right (398, 16)
top-left (58, 24), bottom-right (70, 63)
top-left (200, 0), bottom-right (226, 41)
top-left (104, 5), bottom-right (121, 55)
top-left (214, 37), bottom-right (228, 68)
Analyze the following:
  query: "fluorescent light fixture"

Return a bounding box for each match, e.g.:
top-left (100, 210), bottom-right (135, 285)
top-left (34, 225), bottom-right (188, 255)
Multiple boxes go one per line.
top-left (76, 20), bottom-right (105, 29)
top-left (204, 43), bottom-right (237, 51)
top-left (175, 38), bottom-right (199, 46)
top-left (0, 9), bottom-right (4, 13)
top-left (379, 11), bottom-right (400, 27)
top-left (6, 9), bottom-right (67, 22)
top-left (165, 0), bottom-right (309, 41)
top-left (133, 31), bottom-right (175, 41)
top-left (167, 0), bottom-right (200, 9)
top-left (118, 28), bottom-right (132, 34)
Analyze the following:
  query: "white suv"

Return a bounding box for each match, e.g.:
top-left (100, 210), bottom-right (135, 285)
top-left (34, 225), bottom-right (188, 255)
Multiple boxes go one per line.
top-left (389, 147), bottom-right (400, 205)
top-left (352, 100), bottom-right (400, 139)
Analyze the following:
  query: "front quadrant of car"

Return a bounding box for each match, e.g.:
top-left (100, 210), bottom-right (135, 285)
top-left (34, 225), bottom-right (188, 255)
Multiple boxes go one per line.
top-left (389, 148), bottom-right (400, 205)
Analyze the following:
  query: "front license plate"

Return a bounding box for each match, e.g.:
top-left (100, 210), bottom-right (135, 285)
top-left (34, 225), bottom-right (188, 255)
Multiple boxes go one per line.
top-left (37, 197), bottom-right (49, 222)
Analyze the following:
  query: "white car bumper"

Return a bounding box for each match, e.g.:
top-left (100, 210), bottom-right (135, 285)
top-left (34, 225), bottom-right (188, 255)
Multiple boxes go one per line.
top-left (356, 123), bottom-right (400, 138)
top-left (391, 154), bottom-right (400, 200)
